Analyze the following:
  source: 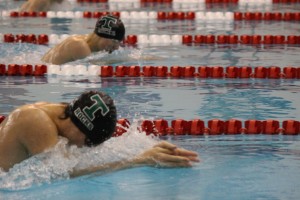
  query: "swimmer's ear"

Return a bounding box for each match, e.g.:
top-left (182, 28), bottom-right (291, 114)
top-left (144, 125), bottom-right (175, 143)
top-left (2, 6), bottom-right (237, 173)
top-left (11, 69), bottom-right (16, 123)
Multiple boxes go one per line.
top-left (58, 102), bottom-right (72, 119)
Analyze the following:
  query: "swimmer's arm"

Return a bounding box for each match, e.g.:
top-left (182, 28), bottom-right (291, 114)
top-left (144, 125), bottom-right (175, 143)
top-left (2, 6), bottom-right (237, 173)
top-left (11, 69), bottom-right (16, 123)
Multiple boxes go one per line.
top-left (70, 141), bottom-right (199, 177)
top-left (20, 0), bottom-right (50, 12)
top-left (20, 0), bottom-right (64, 12)
top-left (89, 53), bottom-right (163, 65)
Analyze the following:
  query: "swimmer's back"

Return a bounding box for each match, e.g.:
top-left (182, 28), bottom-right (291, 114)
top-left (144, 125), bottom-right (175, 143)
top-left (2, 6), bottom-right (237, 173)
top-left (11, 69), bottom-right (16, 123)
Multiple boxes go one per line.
top-left (42, 35), bottom-right (91, 65)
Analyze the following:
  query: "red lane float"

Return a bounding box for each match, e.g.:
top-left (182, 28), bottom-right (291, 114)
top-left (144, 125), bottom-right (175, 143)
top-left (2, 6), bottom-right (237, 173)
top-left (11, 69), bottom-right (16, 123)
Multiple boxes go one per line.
top-left (235, 12), bottom-right (300, 21)
top-left (153, 119), bottom-right (169, 136)
top-left (140, 120), bottom-right (157, 135)
top-left (224, 119), bottom-right (243, 135)
top-left (283, 66), bottom-right (298, 79)
top-left (107, 65), bottom-right (299, 79)
top-left (113, 118), bottom-right (130, 137)
top-left (0, 115), bottom-right (5, 124)
top-left (190, 119), bottom-right (205, 135)
top-left (3, 34), bottom-right (49, 44)
top-left (113, 118), bottom-right (300, 136)
top-left (0, 64), bottom-right (47, 76)
top-left (282, 120), bottom-right (300, 135)
top-left (207, 119), bottom-right (225, 135)
top-left (244, 120), bottom-right (262, 134)
top-left (262, 119), bottom-right (281, 134)
top-left (142, 66), bottom-right (155, 77)
top-left (171, 119), bottom-right (190, 135)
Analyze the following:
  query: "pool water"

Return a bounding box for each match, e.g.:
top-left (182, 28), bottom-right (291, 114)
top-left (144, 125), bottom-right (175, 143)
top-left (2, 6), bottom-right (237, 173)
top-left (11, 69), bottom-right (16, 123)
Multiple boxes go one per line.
top-left (1, 134), bottom-right (300, 200)
top-left (1, 0), bottom-right (300, 200)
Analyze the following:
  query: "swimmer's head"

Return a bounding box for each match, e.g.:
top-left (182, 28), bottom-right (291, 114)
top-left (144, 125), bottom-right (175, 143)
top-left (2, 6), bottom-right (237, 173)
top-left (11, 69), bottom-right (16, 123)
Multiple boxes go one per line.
top-left (94, 15), bottom-right (125, 41)
top-left (68, 91), bottom-right (117, 146)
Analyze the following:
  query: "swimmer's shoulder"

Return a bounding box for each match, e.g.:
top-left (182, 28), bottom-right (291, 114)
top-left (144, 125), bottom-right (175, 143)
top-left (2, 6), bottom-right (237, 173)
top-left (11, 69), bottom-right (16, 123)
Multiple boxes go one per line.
top-left (9, 103), bottom-right (52, 122)
top-left (63, 35), bottom-right (90, 51)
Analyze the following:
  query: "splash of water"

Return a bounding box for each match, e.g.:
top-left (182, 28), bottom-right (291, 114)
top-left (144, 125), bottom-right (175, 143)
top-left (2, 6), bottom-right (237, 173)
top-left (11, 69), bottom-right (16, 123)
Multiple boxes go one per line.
top-left (0, 43), bottom-right (152, 67)
top-left (0, 44), bottom-right (48, 65)
top-left (49, 0), bottom-right (74, 11)
top-left (84, 47), bottom-right (144, 66)
top-left (0, 120), bottom-right (159, 191)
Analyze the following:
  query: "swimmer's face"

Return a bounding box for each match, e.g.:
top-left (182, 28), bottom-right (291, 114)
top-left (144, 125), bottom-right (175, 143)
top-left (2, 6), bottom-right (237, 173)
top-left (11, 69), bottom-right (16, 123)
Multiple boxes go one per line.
top-left (67, 119), bottom-right (86, 147)
top-left (100, 38), bottom-right (121, 53)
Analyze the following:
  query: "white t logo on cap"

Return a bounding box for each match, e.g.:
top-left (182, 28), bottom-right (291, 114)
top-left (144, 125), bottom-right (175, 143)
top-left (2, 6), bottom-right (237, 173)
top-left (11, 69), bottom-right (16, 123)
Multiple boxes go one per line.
top-left (100, 16), bottom-right (117, 33)
top-left (83, 94), bottom-right (110, 121)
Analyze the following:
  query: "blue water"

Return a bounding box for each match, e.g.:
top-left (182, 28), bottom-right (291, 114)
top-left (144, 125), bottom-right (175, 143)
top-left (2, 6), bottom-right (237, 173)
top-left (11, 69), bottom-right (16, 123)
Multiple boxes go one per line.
top-left (1, 1), bottom-right (300, 200)
top-left (1, 135), bottom-right (300, 200)
top-left (1, 76), bottom-right (300, 120)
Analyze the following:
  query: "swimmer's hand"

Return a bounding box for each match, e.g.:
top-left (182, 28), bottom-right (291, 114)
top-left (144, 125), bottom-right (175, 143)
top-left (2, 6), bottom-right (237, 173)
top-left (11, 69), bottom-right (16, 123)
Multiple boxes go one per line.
top-left (134, 141), bottom-right (200, 168)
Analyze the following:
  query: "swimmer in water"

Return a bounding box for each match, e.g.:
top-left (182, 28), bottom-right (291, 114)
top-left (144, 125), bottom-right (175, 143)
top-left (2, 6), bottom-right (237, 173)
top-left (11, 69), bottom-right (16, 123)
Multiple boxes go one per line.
top-left (42, 14), bottom-right (125, 65)
top-left (20, 0), bottom-right (64, 12)
top-left (0, 90), bottom-right (199, 177)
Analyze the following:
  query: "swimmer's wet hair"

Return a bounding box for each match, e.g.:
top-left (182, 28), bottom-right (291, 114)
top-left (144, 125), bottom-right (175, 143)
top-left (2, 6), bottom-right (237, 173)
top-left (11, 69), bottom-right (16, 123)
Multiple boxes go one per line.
top-left (94, 14), bottom-right (125, 41)
top-left (65, 91), bottom-right (117, 146)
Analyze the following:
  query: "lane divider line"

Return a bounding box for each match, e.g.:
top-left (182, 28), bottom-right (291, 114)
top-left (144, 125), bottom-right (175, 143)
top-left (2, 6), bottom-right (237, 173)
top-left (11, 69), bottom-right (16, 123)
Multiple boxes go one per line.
top-left (1, 116), bottom-right (298, 136)
top-left (1, 33), bottom-right (300, 45)
top-left (1, 64), bottom-right (300, 79)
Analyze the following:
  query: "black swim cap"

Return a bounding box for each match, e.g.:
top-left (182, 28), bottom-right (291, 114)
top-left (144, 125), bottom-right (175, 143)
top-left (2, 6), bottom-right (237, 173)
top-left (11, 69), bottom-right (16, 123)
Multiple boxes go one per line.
top-left (94, 15), bottom-right (125, 41)
top-left (69, 91), bottom-right (117, 146)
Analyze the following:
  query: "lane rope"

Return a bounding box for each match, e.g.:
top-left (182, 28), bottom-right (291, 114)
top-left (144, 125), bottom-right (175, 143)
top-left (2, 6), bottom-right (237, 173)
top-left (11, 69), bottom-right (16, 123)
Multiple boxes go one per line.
top-left (0, 115), bottom-right (299, 135)
top-left (0, 64), bottom-right (300, 79)
top-left (2, 11), bottom-right (300, 21)
top-left (5, 0), bottom-right (300, 15)
top-left (113, 118), bottom-right (300, 136)
top-left (1, 33), bottom-right (300, 45)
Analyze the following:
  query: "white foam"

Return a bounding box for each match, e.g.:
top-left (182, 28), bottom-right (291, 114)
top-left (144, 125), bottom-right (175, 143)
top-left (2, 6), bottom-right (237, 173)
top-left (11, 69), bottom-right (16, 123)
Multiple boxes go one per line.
top-left (0, 121), bottom-right (158, 190)
top-left (49, 0), bottom-right (74, 11)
